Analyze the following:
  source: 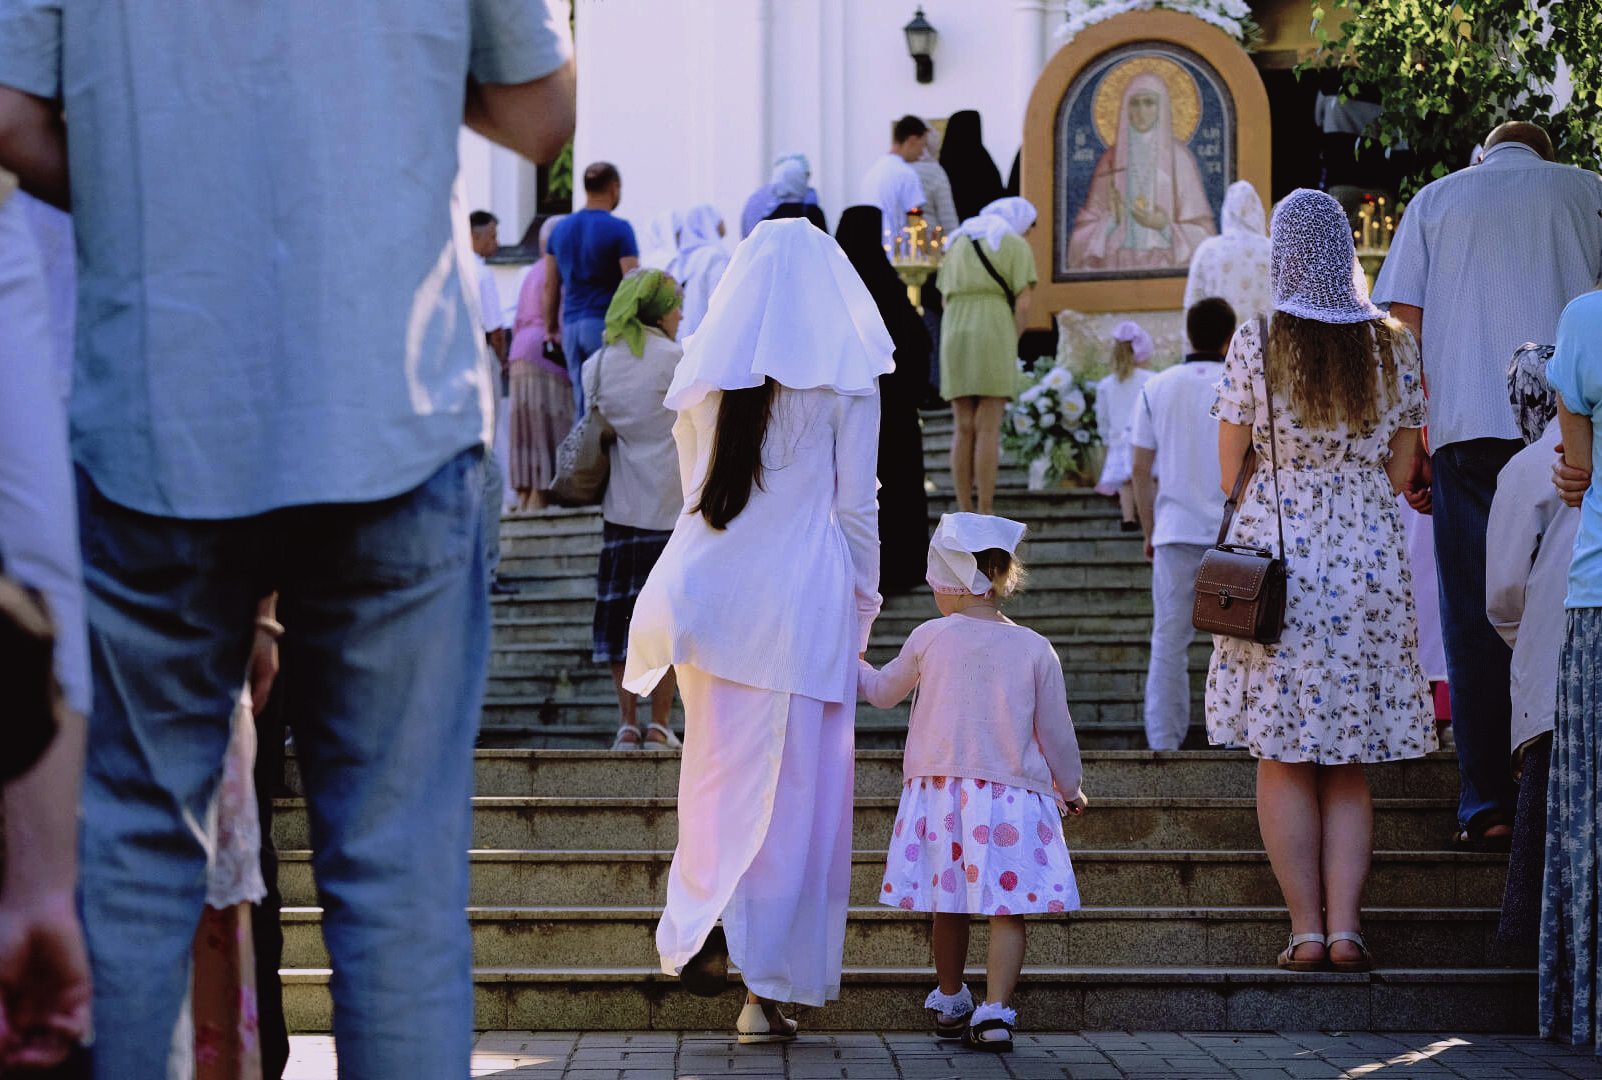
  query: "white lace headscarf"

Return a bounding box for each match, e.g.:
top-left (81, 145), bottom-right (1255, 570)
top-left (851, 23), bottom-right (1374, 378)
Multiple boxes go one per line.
top-left (1270, 188), bottom-right (1381, 325)
top-left (949, 196), bottom-right (1037, 253)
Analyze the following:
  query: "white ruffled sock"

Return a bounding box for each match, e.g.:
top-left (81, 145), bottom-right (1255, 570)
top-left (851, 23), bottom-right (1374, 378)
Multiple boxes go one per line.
top-left (923, 984), bottom-right (974, 1020)
top-left (970, 1000), bottom-right (1018, 1036)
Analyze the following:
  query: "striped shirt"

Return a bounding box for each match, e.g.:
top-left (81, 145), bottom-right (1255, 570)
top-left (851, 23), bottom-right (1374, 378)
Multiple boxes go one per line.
top-left (1373, 143), bottom-right (1602, 451)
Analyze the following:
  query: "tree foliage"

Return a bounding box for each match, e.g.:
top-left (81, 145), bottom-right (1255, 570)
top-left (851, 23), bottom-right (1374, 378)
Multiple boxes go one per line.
top-left (1306, 1), bottom-right (1602, 195)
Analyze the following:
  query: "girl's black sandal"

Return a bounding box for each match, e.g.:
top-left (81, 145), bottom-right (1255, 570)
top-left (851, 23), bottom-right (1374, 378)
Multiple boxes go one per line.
top-left (961, 1018), bottom-right (1014, 1053)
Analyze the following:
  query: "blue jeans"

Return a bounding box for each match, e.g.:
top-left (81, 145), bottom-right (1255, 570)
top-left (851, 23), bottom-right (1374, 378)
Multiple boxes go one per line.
top-left (1431, 437), bottom-right (1521, 832)
top-left (562, 316), bottom-right (606, 415)
top-left (76, 448), bottom-right (487, 1079)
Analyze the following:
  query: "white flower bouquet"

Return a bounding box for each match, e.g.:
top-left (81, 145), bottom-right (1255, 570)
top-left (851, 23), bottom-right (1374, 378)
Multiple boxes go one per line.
top-left (1003, 366), bottom-right (1102, 487)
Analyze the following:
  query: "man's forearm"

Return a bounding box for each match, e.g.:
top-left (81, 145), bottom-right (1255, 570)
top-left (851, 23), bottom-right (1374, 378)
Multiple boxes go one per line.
top-left (2, 705), bottom-right (84, 903)
top-left (1390, 302), bottom-right (1423, 349)
top-left (542, 255), bottom-right (561, 338)
top-left (0, 88), bottom-right (68, 209)
top-left (1131, 471), bottom-right (1157, 541)
top-left (464, 61), bottom-right (577, 165)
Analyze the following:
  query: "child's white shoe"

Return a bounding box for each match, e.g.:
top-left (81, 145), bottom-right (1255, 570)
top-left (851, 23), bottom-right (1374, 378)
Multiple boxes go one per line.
top-left (736, 1001), bottom-right (799, 1044)
top-left (924, 984), bottom-right (975, 1039)
top-left (960, 1001), bottom-right (1017, 1053)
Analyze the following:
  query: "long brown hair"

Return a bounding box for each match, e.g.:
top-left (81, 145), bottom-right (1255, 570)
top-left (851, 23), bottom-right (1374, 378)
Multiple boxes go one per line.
top-left (1265, 313), bottom-right (1401, 430)
top-left (1111, 339), bottom-right (1136, 380)
top-left (693, 379), bottom-right (778, 530)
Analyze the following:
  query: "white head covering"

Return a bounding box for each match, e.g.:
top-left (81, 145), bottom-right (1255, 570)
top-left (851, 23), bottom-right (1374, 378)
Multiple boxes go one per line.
top-left (1111, 320), bottom-right (1155, 365)
top-left (676, 204), bottom-right (723, 256)
top-left (1270, 188), bottom-right (1382, 325)
top-left (926, 513), bottom-right (1028, 595)
top-left (771, 157), bottom-right (810, 202)
top-left (1220, 180), bottom-right (1267, 238)
top-left (638, 209), bottom-right (682, 271)
top-left (664, 217), bottom-right (896, 411)
top-left (949, 196), bottom-right (1038, 253)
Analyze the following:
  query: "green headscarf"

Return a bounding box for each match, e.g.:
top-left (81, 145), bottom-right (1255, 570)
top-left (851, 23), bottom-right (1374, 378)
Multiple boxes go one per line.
top-left (603, 268), bottom-right (683, 358)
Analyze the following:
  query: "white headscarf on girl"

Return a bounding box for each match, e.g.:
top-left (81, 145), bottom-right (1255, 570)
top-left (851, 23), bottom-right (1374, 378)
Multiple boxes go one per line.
top-left (948, 196), bottom-right (1038, 253)
top-left (669, 204), bottom-right (731, 337)
top-left (926, 512), bottom-right (1028, 595)
top-left (1111, 320), bottom-right (1155, 365)
top-left (1271, 188), bottom-right (1382, 324)
top-left (664, 217), bottom-right (895, 411)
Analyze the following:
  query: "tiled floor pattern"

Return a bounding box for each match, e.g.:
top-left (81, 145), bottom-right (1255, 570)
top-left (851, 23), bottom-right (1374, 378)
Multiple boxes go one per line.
top-left (284, 1030), bottom-right (1600, 1079)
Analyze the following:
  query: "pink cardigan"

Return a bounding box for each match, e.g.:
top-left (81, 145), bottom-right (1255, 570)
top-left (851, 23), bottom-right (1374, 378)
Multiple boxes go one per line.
top-left (858, 612), bottom-right (1084, 801)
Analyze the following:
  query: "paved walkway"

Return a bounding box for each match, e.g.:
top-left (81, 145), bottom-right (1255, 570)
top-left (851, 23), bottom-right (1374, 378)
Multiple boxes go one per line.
top-left (285, 1031), bottom-right (1599, 1079)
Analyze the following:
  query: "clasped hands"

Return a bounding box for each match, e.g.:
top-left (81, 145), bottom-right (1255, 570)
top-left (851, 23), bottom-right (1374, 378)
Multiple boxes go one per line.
top-left (1108, 190), bottom-right (1169, 233)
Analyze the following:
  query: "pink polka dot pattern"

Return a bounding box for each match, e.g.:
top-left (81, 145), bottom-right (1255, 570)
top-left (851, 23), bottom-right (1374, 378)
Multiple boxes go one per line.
top-left (877, 775), bottom-right (1081, 917)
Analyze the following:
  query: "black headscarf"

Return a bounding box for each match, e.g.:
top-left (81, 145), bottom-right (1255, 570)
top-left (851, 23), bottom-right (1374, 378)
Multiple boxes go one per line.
top-left (766, 201), bottom-right (828, 232)
top-left (940, 110), bottom-right (1006, 223)
top-left (834, 206), bottom-right (931, 394)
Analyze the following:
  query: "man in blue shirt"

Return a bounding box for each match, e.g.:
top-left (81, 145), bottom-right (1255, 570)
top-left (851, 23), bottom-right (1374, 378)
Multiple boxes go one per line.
top-left (0, 3), bottom-right (574, 1076)
top-left (543, 162), bottom-right (640, 413)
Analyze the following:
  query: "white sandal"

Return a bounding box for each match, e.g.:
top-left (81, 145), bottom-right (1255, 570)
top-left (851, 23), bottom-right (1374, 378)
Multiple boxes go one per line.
top-left (736, 1000), bottom-right (798, 1044)
top-left (642, 722), bottom-right (682, 750)
top-left (1277, 932), bottom-right (1327, 972)
top-left (610, 725), bottom-right (643, 751)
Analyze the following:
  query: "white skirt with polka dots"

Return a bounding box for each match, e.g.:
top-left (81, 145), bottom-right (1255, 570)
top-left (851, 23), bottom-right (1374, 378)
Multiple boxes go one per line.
top-left (878, 775), bottom-right (1081, 916)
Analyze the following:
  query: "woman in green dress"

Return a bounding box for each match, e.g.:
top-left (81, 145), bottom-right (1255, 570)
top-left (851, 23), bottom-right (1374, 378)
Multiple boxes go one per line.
top-left (936, 197), bottom-right (1038, 515)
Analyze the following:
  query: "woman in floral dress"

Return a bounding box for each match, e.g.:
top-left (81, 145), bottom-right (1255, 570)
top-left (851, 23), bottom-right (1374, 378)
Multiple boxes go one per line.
top-left (1206, 189), bottom-right (1436, 973)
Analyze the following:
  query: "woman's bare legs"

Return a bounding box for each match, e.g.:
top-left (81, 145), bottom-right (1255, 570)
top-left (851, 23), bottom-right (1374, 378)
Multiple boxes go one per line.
top-left (1318, 763), bottom-right (1373, 965)
top-left (932, 913), bottom-right (971, 996)
top-left (645, 667), bottom-right (679, 744)
top-left (951, 397), bottom-right (978, 513)
top-left (1257, 759), bottom-right (1327, 963)
top-left (973, 397), bottom-right (1008, 516)
top-left (609, 662), bottom-right (640, 739)
top-left (985, 915), bottom-right (1026, 1006)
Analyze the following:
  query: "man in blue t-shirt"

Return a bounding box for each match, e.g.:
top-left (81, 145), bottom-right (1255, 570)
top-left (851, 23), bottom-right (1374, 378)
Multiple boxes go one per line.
top-left (544, 161), bottom-right (640, 413)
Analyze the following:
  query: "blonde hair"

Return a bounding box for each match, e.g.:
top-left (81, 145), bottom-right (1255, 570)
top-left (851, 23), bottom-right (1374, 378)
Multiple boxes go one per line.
top-left (975, 548), bottom-right (1026, 598)
top-left (1111, 339), bottom-right (1137, 380)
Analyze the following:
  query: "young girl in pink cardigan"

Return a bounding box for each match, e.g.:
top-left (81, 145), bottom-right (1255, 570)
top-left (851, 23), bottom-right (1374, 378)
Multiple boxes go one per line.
top-left (859, 512), bottom-right (1088, 1053)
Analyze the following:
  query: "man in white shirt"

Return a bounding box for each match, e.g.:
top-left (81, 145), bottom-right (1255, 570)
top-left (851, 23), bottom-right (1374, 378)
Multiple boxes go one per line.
top-left (470, 209), bottom-right (518, 594)
top-left (1373, 120), bottom-right (1602, 847)
top-left (858, 115), bottom-right (929, 238)
top-left (1129, 298), bottom-right (1233, 750)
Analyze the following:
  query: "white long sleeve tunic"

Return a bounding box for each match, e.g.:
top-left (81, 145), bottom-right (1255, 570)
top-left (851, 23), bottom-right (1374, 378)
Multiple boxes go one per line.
top-left (624, 385), bottom-right (883, 703)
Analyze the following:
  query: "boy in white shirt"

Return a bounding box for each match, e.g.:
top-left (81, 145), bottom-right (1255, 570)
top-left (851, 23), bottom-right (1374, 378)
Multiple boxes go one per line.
top-left (1129, 297), bottom-right (1235, 749)
top-left (858, 115), bottom-right (929, 236)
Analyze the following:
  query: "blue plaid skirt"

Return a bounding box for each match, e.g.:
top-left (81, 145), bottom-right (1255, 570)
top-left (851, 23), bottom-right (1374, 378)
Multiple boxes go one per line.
top-left (592, 521), bottom-right (671, 663)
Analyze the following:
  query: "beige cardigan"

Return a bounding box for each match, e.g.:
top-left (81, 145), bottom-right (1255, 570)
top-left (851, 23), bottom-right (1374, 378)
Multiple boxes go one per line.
top-left (583, 329), bottom-right (683, 532)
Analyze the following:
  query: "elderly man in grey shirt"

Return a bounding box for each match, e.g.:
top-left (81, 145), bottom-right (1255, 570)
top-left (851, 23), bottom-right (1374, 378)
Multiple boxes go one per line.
top-left (0, 2), bottom-right (574, 1076)
top-left (1374, 121), bottom-right (1602, 850)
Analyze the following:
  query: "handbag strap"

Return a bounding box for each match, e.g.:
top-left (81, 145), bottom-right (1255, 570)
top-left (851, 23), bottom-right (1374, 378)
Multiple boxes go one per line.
top-left (967, 236), bottom-right (1016, 312)
top-left (1214, 316), bottom-right (1287, 560)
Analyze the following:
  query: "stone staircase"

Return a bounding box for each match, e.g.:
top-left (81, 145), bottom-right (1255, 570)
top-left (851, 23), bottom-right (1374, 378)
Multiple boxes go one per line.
top-left (484, 411), bottom-right (1197, 749)
top-left (273, 409), bottom-right (1532, 1033)
top-left (274, 749), bottom-right (1530, 1032)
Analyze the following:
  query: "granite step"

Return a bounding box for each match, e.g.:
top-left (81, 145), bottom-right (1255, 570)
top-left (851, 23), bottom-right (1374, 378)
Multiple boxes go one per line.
top-left (271, 796), bottom-right (1458, 853)
top-left (281, 750), bottom-right (1462, 801)
top-left (277, 847), bottom-right (1504, 909)
top-left (278, 904), bottom-right (1510, 971)
top-left (279, 965), bottom-right (1537, 1033)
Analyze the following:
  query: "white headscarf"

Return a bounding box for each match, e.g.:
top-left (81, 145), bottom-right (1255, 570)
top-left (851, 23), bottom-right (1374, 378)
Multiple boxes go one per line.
top-left (664, 217), bottom-right (895, 411)
top-left (1111, 320), bottom-right (1156, 365)
top-left (771, 157), bottom-right (810, 202)
top-left (670, 205), bottom-right (731, 338)
top-left (639, 209), bottom-right (682, 272)
top-left (1220, 180), bottom-right (1267, 238)
top-left (675, 204), bottom-right (723, 257)
top-left (926, 513), bottom-right (1028, 595)
top-left (1271, 188), bottom-right (1382, 325)
top-left (949, 196), bottom-right (1038, 253)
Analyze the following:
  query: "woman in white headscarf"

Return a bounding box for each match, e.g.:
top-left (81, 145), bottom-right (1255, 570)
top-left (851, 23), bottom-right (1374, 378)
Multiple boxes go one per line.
top-left (668, 204), bottom-right (730, 337)
top-left (1206, 189), bottom-right (1435, 974)
top-left (740, 153), bottom-right (822, 238)
top-left (1184, 179), bottom-right (1272, 323)
top-left (1067, 72), bottom-right (1215, 271)
top-left (638, 209), bottom-right (682, 272)
top-left (625, 218), bottom-right (889, 1041)
top-left (936, 196), bottom-right (1038, 515)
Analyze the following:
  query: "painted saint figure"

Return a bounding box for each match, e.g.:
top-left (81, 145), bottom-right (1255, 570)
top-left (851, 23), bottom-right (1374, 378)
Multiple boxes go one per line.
top-left (1067, 70), bottom-right (1215, 271)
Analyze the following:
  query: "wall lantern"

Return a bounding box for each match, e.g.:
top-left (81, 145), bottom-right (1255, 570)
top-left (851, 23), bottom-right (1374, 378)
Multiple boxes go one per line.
top-left (904, 7), bottom-right (937, 84)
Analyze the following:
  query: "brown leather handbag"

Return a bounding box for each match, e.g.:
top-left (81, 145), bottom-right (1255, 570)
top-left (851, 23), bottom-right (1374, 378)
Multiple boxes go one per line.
top-left (1193, 318), bottom-right (1288, 645)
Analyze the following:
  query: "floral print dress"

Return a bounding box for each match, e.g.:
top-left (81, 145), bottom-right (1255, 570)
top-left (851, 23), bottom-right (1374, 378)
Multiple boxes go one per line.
top-left (1205, 318), bottom-right (1437, 763)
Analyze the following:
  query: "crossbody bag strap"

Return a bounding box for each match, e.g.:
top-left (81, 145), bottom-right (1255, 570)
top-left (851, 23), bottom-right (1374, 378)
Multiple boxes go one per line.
top-left (967, 236), bottom-right (1017, 312)
top-left (1259, 315), bottom-right (1287, 560)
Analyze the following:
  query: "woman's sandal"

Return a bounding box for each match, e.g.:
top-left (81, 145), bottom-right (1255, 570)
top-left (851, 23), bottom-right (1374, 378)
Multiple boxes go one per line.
top-left (610, 725), bottom-right (643, 751)
top-left (1326, 930), bottom-right (1373, 973)
top-left (1276, 932), bottom-right (1328, 972)
top-left (736, 999), bottom-right (799, 1044)
top-left (642, 722), bottom-right (683, 750)
top-left (1450, 813), bottom-right (1513, 853)
top-left (961, 1018), bottom-right (1015, 1054)
top-left (679, 925), bottom-right (729, 997)
top-left (924, 984), bottom-right (974, 1039)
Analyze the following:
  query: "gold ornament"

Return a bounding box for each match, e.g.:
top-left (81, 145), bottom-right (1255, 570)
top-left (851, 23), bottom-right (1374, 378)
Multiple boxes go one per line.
top-left (1092, 54), bottom-right (1201, 147)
